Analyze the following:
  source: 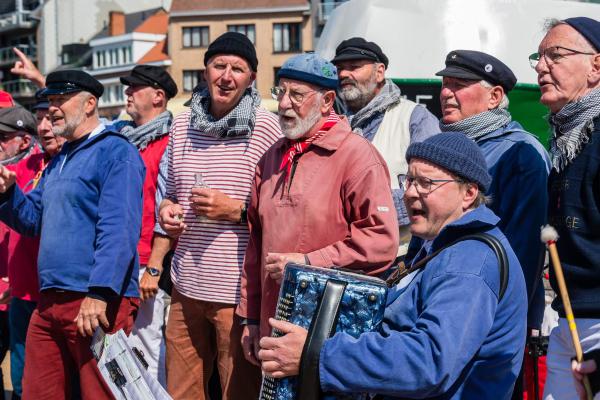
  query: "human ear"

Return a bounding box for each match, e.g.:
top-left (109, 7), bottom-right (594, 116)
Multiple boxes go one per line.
top-left (462, 183), bottom-right (479, 210)
top-left (488, 86), bottom-right (504, 110)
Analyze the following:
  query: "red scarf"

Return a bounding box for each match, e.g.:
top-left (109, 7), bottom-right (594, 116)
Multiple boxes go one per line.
top-left (279, 111), bottom-right (340, 178)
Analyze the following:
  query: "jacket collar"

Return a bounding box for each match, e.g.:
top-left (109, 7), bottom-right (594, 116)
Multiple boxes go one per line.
top-left (430, 205), bottom-right (499, 251)
top-left (476, 120), bottom-right (524, 142)
top-left (308, 116), bottom-right (352, 152)
top-left (60, 123), bottom-right (121, 158)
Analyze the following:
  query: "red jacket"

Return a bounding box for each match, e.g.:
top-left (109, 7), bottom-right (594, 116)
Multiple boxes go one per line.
top-left (2, 147), bottom-right (45, 302)
top-left (137, 136), bottom-right (169, 266)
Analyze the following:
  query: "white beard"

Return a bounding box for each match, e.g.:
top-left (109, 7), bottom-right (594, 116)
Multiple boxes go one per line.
top-left (279, 106), bottom-right (323, 140)
top-left (338, 69), bottom-right (378, 108)
top-left (52, 104), bottom-right (85, 139)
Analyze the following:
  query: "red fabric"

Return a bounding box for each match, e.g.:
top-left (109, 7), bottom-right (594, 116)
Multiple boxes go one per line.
top-left (22, 290), bottom-right (139, 399)
top-left (523, 352), bottom-right (548, 400)
top-left (279, 111), bottom-right (340, 177)
top-left (2, 147), bottom-right (45, 303)
top-left (137, 136), bottom-right (169, 265)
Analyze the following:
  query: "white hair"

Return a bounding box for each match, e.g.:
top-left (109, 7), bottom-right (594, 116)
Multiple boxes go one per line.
top-left (543, 18), bottom-right (596, 53)
top-left (480, 80), bottom-right (509, 109)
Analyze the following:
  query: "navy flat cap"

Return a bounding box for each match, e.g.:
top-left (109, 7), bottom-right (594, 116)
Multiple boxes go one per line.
top-left (120, 65), bottom-right (178, 98)
top-left (43, 70), bottom-right (104, 98)
top-left (436, 50), bottom-right (517, 92)
top-left (564, 17), bottom-right (600, 52)
top-left (331, 37), bottom-right (389, 69)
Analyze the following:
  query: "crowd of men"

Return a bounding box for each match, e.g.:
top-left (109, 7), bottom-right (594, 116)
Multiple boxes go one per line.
top-left (0, 14), bottom-right (596, 400)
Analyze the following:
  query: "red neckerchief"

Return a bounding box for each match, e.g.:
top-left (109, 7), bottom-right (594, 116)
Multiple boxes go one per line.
top-left (279, 111), bottom-right (341, 178)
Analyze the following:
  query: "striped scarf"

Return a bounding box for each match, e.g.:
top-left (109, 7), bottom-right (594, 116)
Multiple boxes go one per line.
top-left (549, 88), bottom-right (600, 172)
top-left (119, 110), bottom-right (172, 151)
top-left (439, 108), bottom-right (512, 142)
top-left (349, 79), bottom-right (401, 135)
top-left (280, 111), bottom-right (341, 178)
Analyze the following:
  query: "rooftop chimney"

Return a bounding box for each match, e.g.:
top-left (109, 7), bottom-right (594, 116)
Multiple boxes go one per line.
top-left (108, 11), bottom-right (125, 36)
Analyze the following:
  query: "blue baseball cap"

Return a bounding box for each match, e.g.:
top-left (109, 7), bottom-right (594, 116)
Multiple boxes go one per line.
top-left (277, 53), bottom-right (338, 90)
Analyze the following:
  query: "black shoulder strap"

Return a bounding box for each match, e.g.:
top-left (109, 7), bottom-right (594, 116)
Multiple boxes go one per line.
top-left (388, 232), bottom-right (509, 301)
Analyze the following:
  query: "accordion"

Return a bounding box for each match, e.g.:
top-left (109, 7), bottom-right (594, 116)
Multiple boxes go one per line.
top-left (259, 263), bottom-right (388, 400)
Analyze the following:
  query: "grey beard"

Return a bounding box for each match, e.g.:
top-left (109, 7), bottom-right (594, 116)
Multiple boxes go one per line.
top-left (52, 110), bottom-right (85, 139)
top-left (280, 106), bottom-right (323, 140)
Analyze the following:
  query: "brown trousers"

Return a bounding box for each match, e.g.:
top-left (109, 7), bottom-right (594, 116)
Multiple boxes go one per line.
top-left (166, 288), bottom-right (261, 400)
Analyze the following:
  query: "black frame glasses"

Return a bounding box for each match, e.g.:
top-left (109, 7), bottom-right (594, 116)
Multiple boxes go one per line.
top-left (398, 174), bottom-right (463, 194)
top-left (529, 46), bottom-right (596, 69)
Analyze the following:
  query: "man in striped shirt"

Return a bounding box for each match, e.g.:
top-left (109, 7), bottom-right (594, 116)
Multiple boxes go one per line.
top-left (157, 32), bottom-right (281, 400)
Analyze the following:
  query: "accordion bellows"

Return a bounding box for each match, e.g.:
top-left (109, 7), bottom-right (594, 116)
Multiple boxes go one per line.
top-left (260, 263), bottom-right (388, 400)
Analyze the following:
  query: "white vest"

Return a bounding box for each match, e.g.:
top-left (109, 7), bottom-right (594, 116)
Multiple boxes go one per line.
top-left (370, 100), bottom-right (417, 189)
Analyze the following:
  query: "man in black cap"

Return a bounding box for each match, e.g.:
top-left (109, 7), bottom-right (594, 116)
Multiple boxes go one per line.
top-left (157, 31), bottom-right (280, 399)
top-left (435, 49), bottom-right (551, 397)
top-left (112, 64), bottom-right (178, 388)
top-left (531, 17), bottom-right (600, 399)
top-left (0, 69), bottom-right (145, 399)
top-left (331, 37), bottom-right (439, 256)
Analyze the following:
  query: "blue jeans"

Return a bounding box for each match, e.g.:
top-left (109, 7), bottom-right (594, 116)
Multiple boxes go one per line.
top-left (9, 298), bottom-right (36, 397)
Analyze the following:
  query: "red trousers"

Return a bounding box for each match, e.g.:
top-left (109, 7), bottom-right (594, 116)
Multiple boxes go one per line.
top-left (22, 290), bottom-right (139, 400)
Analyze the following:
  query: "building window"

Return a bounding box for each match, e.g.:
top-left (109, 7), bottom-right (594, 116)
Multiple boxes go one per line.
top-left (183, 70), bottom-right (206, 92)
top-left (273, 23), bottom-right (301, 53)
top-left (227, 24), bottom-right (256, 44)
top-left (182, 27), bottom-right (209, 48)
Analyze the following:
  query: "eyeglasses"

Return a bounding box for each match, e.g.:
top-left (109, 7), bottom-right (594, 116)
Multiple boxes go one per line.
top-left (270, 86), bottom-right (320, 106)
top-left (398, 174), bottom-right (463, 194)
top-left (528, 46), bottom-right (596, 68)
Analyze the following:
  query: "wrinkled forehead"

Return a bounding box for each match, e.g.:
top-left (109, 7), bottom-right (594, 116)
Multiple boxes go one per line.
top-left (540, 23), bottom-right (594, 51)
top-left (278, 77), bottom-right (321, 92)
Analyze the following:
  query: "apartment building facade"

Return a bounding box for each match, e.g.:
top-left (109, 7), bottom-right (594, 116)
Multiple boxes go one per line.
top-left (168, 0), bottom-right (312, 104)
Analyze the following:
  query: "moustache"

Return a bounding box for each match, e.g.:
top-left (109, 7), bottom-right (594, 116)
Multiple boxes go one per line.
top-left (340, 78), bottom-right (357, 86)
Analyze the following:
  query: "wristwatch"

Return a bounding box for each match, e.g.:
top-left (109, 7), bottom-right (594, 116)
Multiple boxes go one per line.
top-left (145, 267), bottom-right (161, 277)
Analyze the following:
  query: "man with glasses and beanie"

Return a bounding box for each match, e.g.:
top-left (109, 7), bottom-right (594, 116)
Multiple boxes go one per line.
top-left (157, 32), bottom-right (281, 399)
top-left (331, 37), bottom-right (439, 255)
top-left (259, 132), bottom-right (527, 399)
top-left (530, 17), bottom-right (600, 399)
top-left (237, 52), bottom-right (399, 367)
top-left (434, 49), bottom-right (551, 397)
top-left (0, 70), bottom-right (145, 399)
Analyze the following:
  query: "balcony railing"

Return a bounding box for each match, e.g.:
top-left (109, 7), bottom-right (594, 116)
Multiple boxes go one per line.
top-left (0, 44), bottom-right (36, 67)
top-left (317, 1), bottom-right (348, 25)
top-left (0, 9), bottom-right (36, 32)
top-left (1, 79), bottom-right (37, 98)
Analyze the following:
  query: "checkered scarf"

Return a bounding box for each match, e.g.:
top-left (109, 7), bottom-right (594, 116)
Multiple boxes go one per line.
top-left (0, 140), bottom-right (34, 167)
top-left (279, 111), bottom-right (341, 178)
top-left (119, 110), bottom-right (172, 151)
top-left (349, 79), bottom-right (401, 135)
top-left (439, 108), bottom-right (512, 142)
top-left (549, 88), bottom-right (600, 172)
top-left (189, 86), bottom-right (261, 138)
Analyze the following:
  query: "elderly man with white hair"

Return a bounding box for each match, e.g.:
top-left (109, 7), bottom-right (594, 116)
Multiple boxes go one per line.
top-left (531, 17), bottom-right (600, 400)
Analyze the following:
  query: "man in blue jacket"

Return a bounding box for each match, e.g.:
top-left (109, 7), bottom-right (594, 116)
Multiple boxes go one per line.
top-left (0, 70), bottom-right (145, 399)
top-left (259, 132), bottom-right (527, 399)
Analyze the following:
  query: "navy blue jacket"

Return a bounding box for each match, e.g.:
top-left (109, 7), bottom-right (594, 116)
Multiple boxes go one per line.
top-left (0, 124), bottom-right (145, 297)
top-left (319, 206), bottom-right (527, 399)
top-left (476, 121), bottom-right (550, 328)
top-left (548, 117), bottom-right (600, 317)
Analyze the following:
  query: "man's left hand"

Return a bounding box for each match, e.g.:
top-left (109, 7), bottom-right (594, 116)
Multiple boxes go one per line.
top-left (259, 318), bottom-right (307, 378)
top-left (139, 269), bottom-right (160, 302)
top-left (189, 188), bottom-right (242, 222)
top-left (75, 297), bottom-right (109, 337)
top-left (265, 253), bottom-right (305, 283)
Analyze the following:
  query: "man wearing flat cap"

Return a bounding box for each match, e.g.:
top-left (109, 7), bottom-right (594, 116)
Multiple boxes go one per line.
top-left (0, 69), bottom-right (145, 399)
top-left (435, 51), bottom-right (551, 385)
top-left (530, 17), bottom-right (600, 399)
top-left (0, 106), bottom-right (36, 166)
top-left (332, 37), bottom-right (439, 255)
top-left (157, 31), bottom-right (281, 399)
top-left (112, 64), bottom-right (178, 388)
top-left (237, 52), bottom-right (399, 365)
top-left (259, 132), bottom-right (527, 399)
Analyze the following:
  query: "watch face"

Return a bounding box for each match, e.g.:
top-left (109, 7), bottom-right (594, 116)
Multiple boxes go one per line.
top-left (146, 267), bottom-right (160, 277)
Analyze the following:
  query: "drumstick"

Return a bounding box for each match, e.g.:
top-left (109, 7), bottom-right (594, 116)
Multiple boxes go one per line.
top-left (541, 225), bottom-right (593, 400)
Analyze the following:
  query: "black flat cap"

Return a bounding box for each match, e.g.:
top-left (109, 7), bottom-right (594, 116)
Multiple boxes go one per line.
top-left (331, 37), bottom-right (389, 69)
top-left (33, 88), bottom-right (49, 110)
top-left (120, 65), bottom-right (178, 98)
top-left (43, 70), bottom-right (104, 98)
top-left (0, 106), bottom-right (37, 135)
top-left (436, 50), bottom-right (517, 92)
top-left (204, 32), bottom-right (258, 72)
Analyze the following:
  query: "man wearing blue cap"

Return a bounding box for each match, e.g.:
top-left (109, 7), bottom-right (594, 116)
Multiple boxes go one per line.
top-left (0, 69), bottom-right (145, 399)
top-left (531, 17), bottom-right (600, 399)
top-left (237, 53), bottom-right (399, 364)
top-left (259, 132), bottom-right (527, 399)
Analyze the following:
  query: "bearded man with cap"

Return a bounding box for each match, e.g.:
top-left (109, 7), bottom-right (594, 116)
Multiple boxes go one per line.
top-left (0, 91), bottom-right (66, 399)
top-left (331, 37), bottom-right (439, 255)
top-left (111, 64), bottom-right (178, 388)
top-left (237, 53), bottom-right (399, 366)
top-left (529, 17), bottom-right (600, 399)
top-left (0, 69), bottom-right (145, 399)
top-left (258, 132), bottom-right (527, 399)
top-left (435, 51), bottom-right (551, 372)
top-left (157, 32), bottom-right (281, 399)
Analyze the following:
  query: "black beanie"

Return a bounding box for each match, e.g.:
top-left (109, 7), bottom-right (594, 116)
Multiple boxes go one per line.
top-left (204, 32), bottom-right (258, 72)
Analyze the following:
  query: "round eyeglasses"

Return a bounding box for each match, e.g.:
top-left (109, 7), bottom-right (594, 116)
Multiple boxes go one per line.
top-left (529, 46), bottom-right (595, 69)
